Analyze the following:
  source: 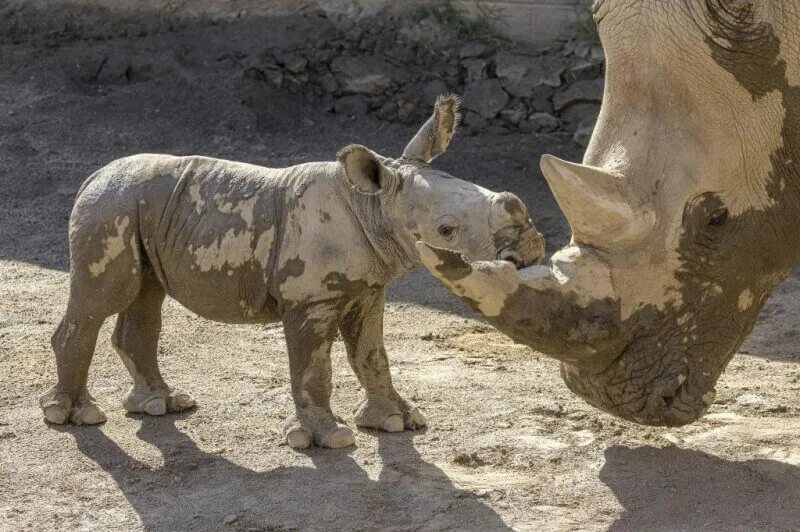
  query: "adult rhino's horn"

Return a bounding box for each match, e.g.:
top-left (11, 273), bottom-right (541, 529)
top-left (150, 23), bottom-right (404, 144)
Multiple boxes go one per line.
top-left (540, 154), bottom-right (655, 249)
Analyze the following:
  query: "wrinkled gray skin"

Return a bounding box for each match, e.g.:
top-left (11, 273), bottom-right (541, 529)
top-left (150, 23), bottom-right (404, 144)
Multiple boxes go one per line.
top-left (419, 1), bottom-right (800, 426)
top-left (39, 96), bottom-right (544, 448)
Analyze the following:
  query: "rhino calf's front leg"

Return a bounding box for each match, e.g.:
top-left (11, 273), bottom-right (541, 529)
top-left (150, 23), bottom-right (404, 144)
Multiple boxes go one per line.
top-left (282, 303), bottom-right (355, 449)
top-left (341, 289), bottom-right (427, 432)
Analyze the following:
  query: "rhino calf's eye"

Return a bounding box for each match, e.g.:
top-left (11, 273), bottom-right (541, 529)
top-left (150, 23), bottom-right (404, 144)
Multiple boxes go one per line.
top-left (708, 208), bottom-right (729, 227)
top-left (438, 225), bottom-right (457, 240)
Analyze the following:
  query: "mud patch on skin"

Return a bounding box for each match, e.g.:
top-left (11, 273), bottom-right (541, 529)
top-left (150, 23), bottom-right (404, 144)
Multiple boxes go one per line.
top-left (88, 215), bottom-right (130, 277)
top-left (426, 246), bottom-right (474, 282)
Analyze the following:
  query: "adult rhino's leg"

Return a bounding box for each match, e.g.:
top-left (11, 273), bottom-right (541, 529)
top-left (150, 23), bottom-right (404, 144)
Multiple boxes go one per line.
top-left (340, 289), bottom-right (426, 432)
top-left (112, 268), bottom-right (195, 416)
top-left (283, 303), bottom-right (354, 449)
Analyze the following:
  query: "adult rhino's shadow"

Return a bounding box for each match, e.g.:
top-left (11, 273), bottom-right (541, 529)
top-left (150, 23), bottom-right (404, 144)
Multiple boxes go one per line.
top-left (600, 445), bottom-right (800, 530)
top-left (68, 416), bottom-right (511, 531)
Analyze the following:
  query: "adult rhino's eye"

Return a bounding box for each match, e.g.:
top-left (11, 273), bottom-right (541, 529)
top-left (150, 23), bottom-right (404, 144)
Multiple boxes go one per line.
top-left (708, 208), bottom-right (729, 227)
top-left (438, 225), bottom-right (457, 240)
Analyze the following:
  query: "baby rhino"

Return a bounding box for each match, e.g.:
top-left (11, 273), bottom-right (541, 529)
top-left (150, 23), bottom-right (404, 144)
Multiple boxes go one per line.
top-left (40, 96), bottom-right (544, 448)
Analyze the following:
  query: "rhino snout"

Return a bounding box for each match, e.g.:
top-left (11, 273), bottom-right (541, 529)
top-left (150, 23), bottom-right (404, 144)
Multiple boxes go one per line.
top-left (497, 227), bottom-right (545, 269)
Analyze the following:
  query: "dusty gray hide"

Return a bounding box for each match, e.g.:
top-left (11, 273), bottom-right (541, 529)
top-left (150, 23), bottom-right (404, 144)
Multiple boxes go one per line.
top-left (39, 95), bottom-right (544, 449)
top-left (418, 1), bottom-right (800, 427)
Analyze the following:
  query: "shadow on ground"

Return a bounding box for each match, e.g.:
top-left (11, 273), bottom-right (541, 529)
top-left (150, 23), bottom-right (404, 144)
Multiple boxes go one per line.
top-left (67, 416), bottom-right (511, 531)
top-left (601, 445), bottom-right (800, 531)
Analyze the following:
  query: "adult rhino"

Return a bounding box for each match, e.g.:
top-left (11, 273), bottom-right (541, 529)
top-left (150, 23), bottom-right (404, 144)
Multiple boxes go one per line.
top-left (418, 0), bottom-right (800, 426)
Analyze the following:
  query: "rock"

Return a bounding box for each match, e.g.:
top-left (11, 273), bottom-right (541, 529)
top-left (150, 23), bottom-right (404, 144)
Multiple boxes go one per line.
top-left (318, 72), bottom-right (338, 94)
top-left (573, 120), bottom-right (596, 147)
top-left (224, 515), bottom-right (238, 525)
top-left (274, 51), bottom-right (308, 74)
top-left (463, 79), bottom-right (509, 119)
top-left (96, 53), bottom-right (129, 84)
top-left (528, 85), bottom-right (555, 113)
top-left (559, 102), bottom-right (601, 128)
top-left (333, 95), bottom-right (369, 116)
top-left (384, 45), bottom-right (415, 64)
top-left (566, 59), bottom-right (603, 83)
top-left (462, 58), bottom-right (488, 82)
top-left (69, 52), bottom-right (106, 83)
top-left (459, 41), bottom-right (491, 59)
top-left (496, 52), bottom-right (564, 98)
top-left (422, 79), bottom-right (448, 106)
top-left (552, 78), bottom-right (604, 111)
top-left (260, 69), bottom-right (284, 87)
top-left (525, 112), bottom-right (560, 133)
top-left (499, 102), bottom-right (527, 125)
top-left (330, 55), bottom-right (396, 95)
top-left (376, 100), bottom-right (399, 121)
top-left (462, 110), bottom-right (488, 130)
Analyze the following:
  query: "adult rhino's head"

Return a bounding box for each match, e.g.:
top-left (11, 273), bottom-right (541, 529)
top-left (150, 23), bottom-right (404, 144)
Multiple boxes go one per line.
top-left (338, 95), bottom-right (545, 270)
top-left (419, 1), bottom-right (800, 426)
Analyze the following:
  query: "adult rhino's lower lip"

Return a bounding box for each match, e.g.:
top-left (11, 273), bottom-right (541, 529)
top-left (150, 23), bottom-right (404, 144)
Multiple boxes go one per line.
top-left (560, 363), bottom-right (715, 427)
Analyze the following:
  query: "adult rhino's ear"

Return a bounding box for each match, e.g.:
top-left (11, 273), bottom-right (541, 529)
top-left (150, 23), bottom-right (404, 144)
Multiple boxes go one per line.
top-left (338, 144), bottom-right (397, 194)
top-left (402, 94), bottom-right (460, 163)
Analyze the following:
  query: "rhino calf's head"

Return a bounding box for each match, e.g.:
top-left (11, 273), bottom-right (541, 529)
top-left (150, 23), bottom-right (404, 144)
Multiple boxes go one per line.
top-left (338, 95), bottom-right (545, 271)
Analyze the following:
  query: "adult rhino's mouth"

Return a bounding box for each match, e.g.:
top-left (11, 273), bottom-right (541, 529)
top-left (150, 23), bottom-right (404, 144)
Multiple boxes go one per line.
top-left (560, 351), bottom-right (719, 427)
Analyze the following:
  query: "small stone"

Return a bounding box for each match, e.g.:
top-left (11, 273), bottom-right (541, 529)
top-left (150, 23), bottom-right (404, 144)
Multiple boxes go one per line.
top-left (319, 72), bottom-right (338, 93)
top-left (275, 52), bottom-right (308, 74)
top-left (463, 79), bottom-right (509, 119)
top-left (459, 42), bottom-right (491, 58)
top-left (224, 514), bottom-right (238, 525)
top-left (263, 69), bottom-right (283, 87)
top-left (376, 100), bottom-right (398, 121)
top-left (499, 102), bottom-right (527, 125)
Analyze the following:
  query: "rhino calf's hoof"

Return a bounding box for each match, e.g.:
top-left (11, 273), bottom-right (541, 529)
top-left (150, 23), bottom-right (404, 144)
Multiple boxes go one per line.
top-left (286, 426), bottom-right (313, 449)
top-left (321, 424), bottom-right (355, 448)
top-left (40, 388), bottom-right (107, 425)
top-left (285, 423), bottom-right (354, 449)
top-left (123, 388), bottom-right (196, 416)
top-left (43, 401), bottom-right (107, 425)
top-left (381, 414), bottom-right (404, 433)
top-left (354, 398), bottom-right (427, 432)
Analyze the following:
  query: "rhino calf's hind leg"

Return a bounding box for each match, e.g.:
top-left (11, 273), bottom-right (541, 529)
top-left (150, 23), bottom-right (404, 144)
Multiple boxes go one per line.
top-left (40, 312), bottom-right (107, 425)
top-left (283, 304), bottom-right (354, 449)
top-left (112, 269), bottom-right (195, 416)
top-left (341, 289), bottom-right (427, 432)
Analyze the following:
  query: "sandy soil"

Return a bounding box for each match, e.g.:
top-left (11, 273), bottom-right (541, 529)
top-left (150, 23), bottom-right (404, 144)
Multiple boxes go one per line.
top-left (1, 14), bottom-right (799, 532)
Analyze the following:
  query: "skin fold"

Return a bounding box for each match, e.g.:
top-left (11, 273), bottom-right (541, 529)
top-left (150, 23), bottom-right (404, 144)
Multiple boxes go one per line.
top-left (39, 96), bottom-right (545, 449)
top-left (420, 1), bottom-right (800, 426)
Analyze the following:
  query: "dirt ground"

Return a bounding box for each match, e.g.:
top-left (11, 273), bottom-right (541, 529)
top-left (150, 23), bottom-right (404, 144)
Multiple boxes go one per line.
top-left (1, 13), bottom-right (799, 532)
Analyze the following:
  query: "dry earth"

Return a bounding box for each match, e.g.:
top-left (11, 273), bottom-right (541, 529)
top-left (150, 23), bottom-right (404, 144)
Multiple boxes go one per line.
top-left (1, 12), bottom-right (799, 532)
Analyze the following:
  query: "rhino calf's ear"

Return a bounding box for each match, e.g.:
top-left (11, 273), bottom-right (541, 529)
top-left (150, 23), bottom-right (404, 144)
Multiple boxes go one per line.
top-left (402, 94), bottom-right (461, 163)
top-left (338, 144), bottom-right (397, 194)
